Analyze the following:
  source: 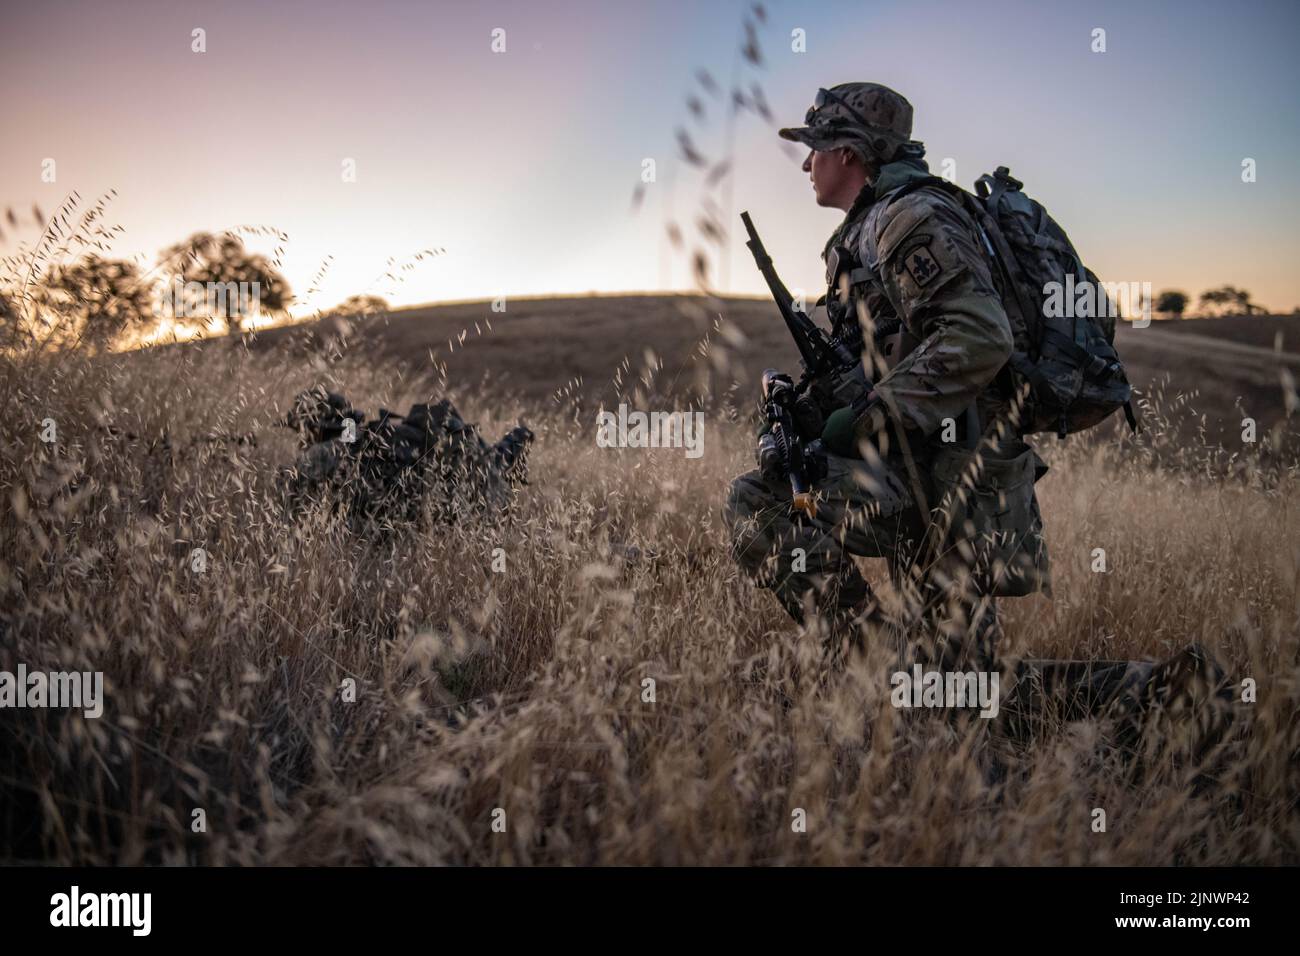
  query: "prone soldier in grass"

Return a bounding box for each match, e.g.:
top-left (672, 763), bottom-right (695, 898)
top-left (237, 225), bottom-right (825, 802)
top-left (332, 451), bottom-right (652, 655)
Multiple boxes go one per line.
top-left (281, 385), bottom-right (533, 525)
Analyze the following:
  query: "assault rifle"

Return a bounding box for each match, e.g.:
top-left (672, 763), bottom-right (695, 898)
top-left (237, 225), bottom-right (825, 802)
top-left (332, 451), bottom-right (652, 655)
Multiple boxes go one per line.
top-left (758, 369), bottom-right (826, 518)
top-left (740, 211), bottom-right (872, 412)
top-left (743, 212), bottom-right (873, 517)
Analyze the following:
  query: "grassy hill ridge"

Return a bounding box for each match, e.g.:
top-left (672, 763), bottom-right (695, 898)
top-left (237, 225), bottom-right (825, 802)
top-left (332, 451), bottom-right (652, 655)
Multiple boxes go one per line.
top-left (224, 296), bottom-right (1300, 455)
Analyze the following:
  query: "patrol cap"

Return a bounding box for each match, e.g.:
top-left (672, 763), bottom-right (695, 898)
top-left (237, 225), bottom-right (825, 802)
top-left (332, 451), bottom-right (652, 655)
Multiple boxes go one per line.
top-left (779, 82), bottom-right (915, 163)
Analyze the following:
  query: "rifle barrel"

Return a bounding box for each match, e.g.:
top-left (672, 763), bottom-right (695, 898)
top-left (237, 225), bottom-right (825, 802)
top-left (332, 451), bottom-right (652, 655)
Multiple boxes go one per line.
top-left (741, 212), bottom-right (794, 304)
top-left (741, 211), bottom-right (827, 370)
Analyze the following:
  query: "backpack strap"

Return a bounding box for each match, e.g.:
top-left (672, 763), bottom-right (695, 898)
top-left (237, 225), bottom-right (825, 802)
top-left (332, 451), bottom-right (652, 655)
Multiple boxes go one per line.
top-left (899, 175), bottom-right (1041, 358)
top-left (962, 196), bottom-right (1043, 357)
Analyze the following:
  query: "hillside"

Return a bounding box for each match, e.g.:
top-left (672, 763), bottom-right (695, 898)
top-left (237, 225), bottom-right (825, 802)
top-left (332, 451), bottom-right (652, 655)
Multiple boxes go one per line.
top-left (224, 296), bottom-right (1300, 458)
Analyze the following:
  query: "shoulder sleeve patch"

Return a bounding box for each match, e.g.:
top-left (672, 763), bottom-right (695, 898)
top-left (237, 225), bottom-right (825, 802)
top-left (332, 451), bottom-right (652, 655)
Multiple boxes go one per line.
top-left (900, 238), bottom-right (940, 287)
top-left (876, 190), bottom-right (980, 305)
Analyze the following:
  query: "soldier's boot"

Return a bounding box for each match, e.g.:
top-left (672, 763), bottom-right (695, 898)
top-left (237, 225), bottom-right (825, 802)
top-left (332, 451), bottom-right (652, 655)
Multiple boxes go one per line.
top-left (998, 644), bottom-right (1235, 785)
top-left (1110, 643), bottom-right (1236, 782)
top-left (996, 658), bottom-right (1150, 744)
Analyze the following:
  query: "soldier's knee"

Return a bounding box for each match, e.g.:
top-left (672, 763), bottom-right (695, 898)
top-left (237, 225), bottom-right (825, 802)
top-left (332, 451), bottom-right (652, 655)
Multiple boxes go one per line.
top-left (723, 470), bottom-right (781, 572)
top-left (724, 469), bottom-right (767, 526)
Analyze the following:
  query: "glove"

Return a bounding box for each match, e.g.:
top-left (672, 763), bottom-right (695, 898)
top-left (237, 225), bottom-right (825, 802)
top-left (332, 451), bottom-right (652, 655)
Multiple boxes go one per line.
top-left (820, 406), bottom-right (859, 457)
top-left (820, 395), bottom-right (889, 458)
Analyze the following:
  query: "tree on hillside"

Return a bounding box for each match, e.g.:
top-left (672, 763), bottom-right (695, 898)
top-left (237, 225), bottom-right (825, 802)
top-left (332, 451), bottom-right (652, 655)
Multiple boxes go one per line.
top-left (1198, 285), bottom-right (1265, 317)
top-left (308, 294), bottom-right (390, 358)
top-left (0, 287), bottom-right (23, 350)
top-left (37, 255), bottom-right (156, 351)
top-left (1242, 294), bottom-right (1267, 314)
top-left (1154, 289), bottom-right (1188, 319)
top-left (159, 232), bottom-right (291, 332)
top-left (334, 294), bottom-right (389, 318)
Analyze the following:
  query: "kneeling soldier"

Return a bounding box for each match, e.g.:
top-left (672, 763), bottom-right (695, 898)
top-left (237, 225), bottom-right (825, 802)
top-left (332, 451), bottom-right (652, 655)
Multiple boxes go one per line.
top-left (726, 82), bottom-right (1048, 673)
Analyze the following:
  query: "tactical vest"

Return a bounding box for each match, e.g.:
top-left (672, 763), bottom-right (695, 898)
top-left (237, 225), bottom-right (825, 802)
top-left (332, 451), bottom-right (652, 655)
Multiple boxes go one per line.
top-left (821, 214), bottom-right (902, 375)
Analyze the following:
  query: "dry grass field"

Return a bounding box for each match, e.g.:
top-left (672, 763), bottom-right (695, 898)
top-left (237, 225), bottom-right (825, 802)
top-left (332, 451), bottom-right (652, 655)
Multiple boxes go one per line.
top-left (1, 295), bottom-right (1298, 865)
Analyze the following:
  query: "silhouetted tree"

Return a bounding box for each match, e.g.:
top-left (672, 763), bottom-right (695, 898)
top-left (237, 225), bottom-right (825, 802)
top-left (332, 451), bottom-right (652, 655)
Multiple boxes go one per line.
top-left (159, 232), bottom-right (291, 332)
top-left (1198, 285), bottom-right (1264, 317)
top-left (0, 287), bottom-right (22, 349)
top-left (1154, 289), bottom-right (1188, 319)
top-left (335, 294), bottom-right (389, 317)
top-left (1238, 290), bottom-right (1266, 315)
top-left (38, 255), bottom-right (156, 351)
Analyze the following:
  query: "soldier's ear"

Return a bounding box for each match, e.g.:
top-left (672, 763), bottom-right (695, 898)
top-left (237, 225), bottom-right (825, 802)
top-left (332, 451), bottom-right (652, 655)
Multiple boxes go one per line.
top-left (840, 147), bottom-right (869, 172)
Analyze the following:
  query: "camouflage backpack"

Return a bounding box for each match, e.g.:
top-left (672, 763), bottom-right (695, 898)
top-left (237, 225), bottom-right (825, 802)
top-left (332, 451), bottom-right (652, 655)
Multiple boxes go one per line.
top-left (903, 168), bottom-right (1138, 438)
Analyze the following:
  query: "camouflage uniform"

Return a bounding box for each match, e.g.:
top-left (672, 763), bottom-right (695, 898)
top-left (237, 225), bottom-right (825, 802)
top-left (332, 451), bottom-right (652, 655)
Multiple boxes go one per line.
top-left (726, 83), bottom-right (1048, 672)
top-left (726, 84), bottom-right (1236, 761)
top-left (281, 386), bottom-right (533, 525)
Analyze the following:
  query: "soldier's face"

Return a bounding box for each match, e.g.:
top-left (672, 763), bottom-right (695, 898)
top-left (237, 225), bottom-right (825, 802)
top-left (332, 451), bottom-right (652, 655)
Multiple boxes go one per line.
top-left (803, 148), bottom-right (867, 211)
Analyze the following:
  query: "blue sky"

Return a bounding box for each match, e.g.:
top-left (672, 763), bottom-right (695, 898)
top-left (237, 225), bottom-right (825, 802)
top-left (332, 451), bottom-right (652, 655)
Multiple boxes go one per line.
top-left (2, 0), bottom-right (1297, 315)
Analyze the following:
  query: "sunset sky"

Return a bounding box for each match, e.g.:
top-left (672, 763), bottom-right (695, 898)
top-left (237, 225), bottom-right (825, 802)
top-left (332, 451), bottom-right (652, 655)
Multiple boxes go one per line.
top-left (3, 0), bottom-right (1298, 317)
